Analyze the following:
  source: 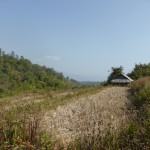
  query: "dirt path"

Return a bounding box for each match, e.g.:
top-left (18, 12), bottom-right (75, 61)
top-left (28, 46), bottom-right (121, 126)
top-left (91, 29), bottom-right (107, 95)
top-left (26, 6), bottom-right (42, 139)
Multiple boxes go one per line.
top-left (40, 87), bottom-right (131, 143)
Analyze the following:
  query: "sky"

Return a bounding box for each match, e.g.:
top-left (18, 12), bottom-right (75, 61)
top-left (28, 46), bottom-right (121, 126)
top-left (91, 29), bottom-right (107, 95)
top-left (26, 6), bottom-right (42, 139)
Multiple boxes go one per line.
top-left (0, 0), bottom-right (150, 81)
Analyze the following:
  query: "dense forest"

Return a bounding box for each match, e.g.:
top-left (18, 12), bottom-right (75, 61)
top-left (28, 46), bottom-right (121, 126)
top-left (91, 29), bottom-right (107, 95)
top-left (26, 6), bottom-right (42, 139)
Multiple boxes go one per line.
top-left (0, 49), bottom-right (73, 95)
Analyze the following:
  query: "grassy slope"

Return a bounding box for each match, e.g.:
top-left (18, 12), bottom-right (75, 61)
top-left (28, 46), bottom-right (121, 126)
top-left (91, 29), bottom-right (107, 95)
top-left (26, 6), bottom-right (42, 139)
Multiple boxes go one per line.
top-left (0, 85), bottom-right (132, 149)
top-left (1, 82), bottom-right (150, 149)
top-left (0, 86), bottom-right (103, 148)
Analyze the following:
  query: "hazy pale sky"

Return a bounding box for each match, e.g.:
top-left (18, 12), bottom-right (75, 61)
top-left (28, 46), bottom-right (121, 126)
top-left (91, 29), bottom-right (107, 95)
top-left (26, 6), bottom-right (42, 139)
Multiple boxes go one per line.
top-left (0, 0), bottom-right (150, 81)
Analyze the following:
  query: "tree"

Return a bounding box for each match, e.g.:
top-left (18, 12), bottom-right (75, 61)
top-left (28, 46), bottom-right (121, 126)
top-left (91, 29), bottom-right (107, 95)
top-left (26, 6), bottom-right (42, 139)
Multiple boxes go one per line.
top-left (0, 48), bottom-right (3, 57)
top-left (0, 49), bottom-right (73, 94)
top-left (0, 73), bottom-right (10, 92)
top-left (107, 66), bottom-right (123, 83)
top-left (128, 63), bottom-right (150, 79)
top-left (10, 51), bottom-right (15, 58)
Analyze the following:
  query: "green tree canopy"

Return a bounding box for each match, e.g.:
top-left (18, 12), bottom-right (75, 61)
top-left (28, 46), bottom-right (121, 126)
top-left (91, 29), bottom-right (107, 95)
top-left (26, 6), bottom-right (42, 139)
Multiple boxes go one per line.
top-left (0, 49), bottom-right (74, 95)
top-left (107, 66), bottom-right (123, 83)
top-left (128, 63), bottom-right (150, 80)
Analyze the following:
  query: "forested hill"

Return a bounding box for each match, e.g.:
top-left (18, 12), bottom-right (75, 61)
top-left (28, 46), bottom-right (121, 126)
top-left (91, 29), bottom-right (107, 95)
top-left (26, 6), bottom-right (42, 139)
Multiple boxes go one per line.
top-left (0, 49), bottom-right (72, 94)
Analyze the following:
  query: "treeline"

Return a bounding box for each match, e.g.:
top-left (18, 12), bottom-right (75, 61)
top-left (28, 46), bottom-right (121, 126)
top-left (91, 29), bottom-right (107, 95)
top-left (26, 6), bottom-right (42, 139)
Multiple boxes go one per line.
top-left (128, 63), bottom-right (150, 80)
top-left (0, 49), bottom-right (73, 94)
top-left (107, 63), bottom-right (150, 82)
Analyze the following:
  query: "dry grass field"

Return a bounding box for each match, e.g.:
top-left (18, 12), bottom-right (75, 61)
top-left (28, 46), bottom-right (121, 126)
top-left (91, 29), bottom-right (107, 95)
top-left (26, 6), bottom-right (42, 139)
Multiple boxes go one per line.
top-left (1, 86), bottom-right (138, 149)
top-left (40, 87), bottom-right (131, 144)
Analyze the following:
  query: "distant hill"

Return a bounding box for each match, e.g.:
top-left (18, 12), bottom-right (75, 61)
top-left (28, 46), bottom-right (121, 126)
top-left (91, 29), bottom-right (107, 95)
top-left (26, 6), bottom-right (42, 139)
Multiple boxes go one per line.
top-left (64, 73), bottom-right (103, 82)
top-left (79, 81), bottom-right (100, 86)
top-left (0, 49), bottom-right (73, 95)
top-left (69, 78), bottom-right (100, 86)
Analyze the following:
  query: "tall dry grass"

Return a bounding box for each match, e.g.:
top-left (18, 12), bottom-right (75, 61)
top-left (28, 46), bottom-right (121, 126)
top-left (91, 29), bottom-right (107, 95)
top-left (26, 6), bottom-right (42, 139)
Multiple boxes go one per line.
top-left (40, 87), bottom-right (132, 146)
top-left (0, 86), bottom-right (105, 149)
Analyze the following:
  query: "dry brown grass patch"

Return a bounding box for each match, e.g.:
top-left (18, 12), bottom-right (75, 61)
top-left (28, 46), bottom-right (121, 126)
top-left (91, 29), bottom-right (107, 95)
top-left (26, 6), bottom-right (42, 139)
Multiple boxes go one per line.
top-left (40, 87), bottom-right (132, 144)
top-left (130, 76), bottom-right (150, 93)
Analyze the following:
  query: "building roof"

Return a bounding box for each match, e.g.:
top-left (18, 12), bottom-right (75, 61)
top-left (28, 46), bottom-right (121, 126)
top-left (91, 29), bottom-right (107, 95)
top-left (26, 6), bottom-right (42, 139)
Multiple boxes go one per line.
top-left (110, 73), bottom-right (133, 84)
top-left (120, 73), bottom-right (133, 81)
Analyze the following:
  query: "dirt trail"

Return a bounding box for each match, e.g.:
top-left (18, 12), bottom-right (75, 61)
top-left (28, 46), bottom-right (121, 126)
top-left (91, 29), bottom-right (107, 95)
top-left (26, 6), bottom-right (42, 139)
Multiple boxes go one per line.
top-left (40, 87), bottom-right (131, 143)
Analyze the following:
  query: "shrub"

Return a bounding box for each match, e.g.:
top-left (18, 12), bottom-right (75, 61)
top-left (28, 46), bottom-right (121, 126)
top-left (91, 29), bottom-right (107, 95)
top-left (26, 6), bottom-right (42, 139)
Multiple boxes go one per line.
top-left (130, 76), bottom-right (150, 94)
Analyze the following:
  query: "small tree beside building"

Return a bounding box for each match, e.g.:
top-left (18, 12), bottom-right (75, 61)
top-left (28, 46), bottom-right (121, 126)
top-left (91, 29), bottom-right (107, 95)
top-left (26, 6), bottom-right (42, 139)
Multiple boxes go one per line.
top-left (107, 66), bottom-right (133, 85)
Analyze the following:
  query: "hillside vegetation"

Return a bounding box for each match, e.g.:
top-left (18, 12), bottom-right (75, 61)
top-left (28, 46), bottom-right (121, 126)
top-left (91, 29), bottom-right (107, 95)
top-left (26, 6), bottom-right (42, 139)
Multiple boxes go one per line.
top-left (1, 51), bottom-right (150, 149)
top-left (128, 63), bottom-right (150, 80)
top-left (0, 86), bottom-right (104, 149)
top-left (1, 84), bottom-right (148, 149)
top-left (0, 49), bottom-right (73, 96)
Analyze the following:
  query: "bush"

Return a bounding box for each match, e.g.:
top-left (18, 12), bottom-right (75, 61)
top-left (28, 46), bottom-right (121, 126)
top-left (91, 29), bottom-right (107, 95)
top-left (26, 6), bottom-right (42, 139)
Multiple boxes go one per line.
top-left (130, 76), bottom-right (150, 94)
